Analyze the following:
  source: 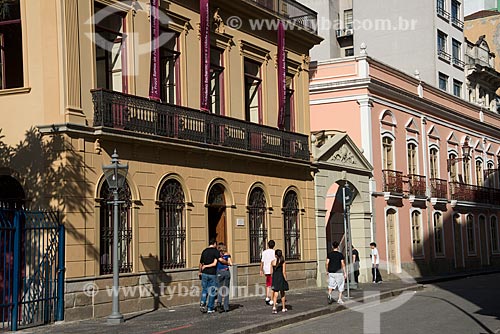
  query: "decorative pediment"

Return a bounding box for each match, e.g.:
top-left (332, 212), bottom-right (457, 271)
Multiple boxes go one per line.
top-left (447, 131), bottom-right (459, 145)
top-left (427, 125), bottom-right (440, 140)
top-left (486, 143), bottom-right (494, 155)
top-left (405, 118), bottom-right (419, 133)
top-left (313, 132), bottom-right (373, 174)
top-left (475, 139), bottom-right (485, 152)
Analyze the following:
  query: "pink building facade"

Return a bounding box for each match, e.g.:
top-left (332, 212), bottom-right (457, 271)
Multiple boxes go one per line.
top-left (310, 53), bottom-right (500, 278)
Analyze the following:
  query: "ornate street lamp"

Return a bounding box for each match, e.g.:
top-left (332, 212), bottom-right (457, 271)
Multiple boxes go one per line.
top-left (102, 150), bottom-right (128, 324)
top-left (447, 138), bottom-right (472, 172)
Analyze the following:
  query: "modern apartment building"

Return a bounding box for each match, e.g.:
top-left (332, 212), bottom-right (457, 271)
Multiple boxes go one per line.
top-left (0, 0), bottom-right (321, 324)
top-left (301, 0), bottom-right (467, 94)
top-left (309, 54), bottom-right (500, 278)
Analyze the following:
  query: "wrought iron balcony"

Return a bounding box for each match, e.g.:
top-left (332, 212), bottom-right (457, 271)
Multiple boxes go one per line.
top-left (452, 57), bottom-right (465, 69)
top-left (91, 89), bottom-right (310, 161)
top-left (382, 170), bottom-right (404, 193)
top-left (451, 16), bottom-right (464, 29)
top-left (438, 50), bottom-right (451, 62)
top-left (245, 0), bottom-right (318, 33)
top-left (437, 6), bottom-right (450, 20)
top-left (449, 182), bottom-right (500, 205)
top-left (430, 178), bottom-right (448, 198)
top-left (407, 174), bottom-right (426, 197)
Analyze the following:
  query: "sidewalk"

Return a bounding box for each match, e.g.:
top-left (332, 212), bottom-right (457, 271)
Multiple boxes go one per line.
top-left (18, 280), bottom-right (423, 334)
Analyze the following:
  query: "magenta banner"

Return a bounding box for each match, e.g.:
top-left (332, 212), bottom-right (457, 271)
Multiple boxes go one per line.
top-left (149, 0), bottom-right (161, 101)
top-left (200, 0), bottom-right (210, 111)
top-left (277, 21), bottom-right (286, 130)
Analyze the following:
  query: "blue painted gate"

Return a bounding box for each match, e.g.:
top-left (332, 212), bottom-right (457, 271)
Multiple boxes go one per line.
top-left (0, 209), bottom-right (65, 331)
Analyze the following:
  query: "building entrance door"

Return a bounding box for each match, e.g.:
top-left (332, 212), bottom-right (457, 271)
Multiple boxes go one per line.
top-left (207, 184), bottom-right (227, 245)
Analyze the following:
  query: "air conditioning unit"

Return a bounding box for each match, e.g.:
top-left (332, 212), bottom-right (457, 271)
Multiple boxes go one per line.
top-left (345, 29), bottom-right (353, 36)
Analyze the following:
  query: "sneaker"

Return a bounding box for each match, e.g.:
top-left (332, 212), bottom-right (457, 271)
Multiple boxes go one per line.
top-left (337, 299), bottom-right (344, 305)
top-left (373, 281), bottom-right (376, 284)
top-left (207, 310), bottom-right (215, 314)
top-left (200, 303), bottom-right (207, 313)
top-left (327, 294), bottom-right (334, 304)
top-left (265, 298), bottom-right (271, 305)
top-left (272, 308), bottom-right (277, 314)
top-left (268, 300), bottom-right (274, 306)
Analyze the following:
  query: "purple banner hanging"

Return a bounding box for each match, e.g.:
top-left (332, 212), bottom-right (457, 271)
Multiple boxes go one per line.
top-left (277, 21), bottom-right (286, 130)
top-left (200, 0), bottom-right (210, 111)
top-left (149, 0), bottom-right (161, 101)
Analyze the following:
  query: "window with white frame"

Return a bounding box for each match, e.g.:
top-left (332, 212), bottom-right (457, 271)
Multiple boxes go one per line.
top-left (383, 136), bottom-right (394, 170)
top-left (244, 59), bottom-right (262, 123)
top-left (476, 160), bottom-right (484, 186)
top-left (411, 210), bottom-right (423, 257)
top-left (407, 142), bottom-right (418, 175)
top-left (453, 79), bottom-right (462, 97)
top-left (466, 214), bottom-right (476, 254)
top-left (430, 147), bottom-right (439, 179)
top-left (491, 216), bottom-right (499, 253)
top-left (433, 212), bottom-right (444, 256)
top-left (439, 72), bottom-right (448, 91)
top-left (463, 156), bottom-right (471, 184)
top-left (449, 152), bottom-right (458, 182)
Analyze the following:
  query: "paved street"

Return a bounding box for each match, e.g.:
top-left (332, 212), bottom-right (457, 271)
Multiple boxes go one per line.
top-left (265, 273), bottom-right (500, 334)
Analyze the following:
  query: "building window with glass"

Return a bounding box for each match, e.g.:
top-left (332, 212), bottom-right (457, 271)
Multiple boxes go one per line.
top-left (407, 143), bottom-right (418, 175)
top-left (439, 73), bottom-right (448, 91)
top-left (159, 179), bottom-right (186, 270)
top-left (94, 2), bottom-right (127, 92)
top-left (437, 31), bottom-right (449, 61)
top-left (491, 216), bottom-right (499, 253)
top-left (476, 160), bottom-right (483, 186)
top-left (244, 59), bottom-right (262, 123)
top-left (345, 48), bottom-right (354, 57)
top-left (0, 0), bottom-right (23, 89)
top-left (411, 211), bottom-right (423, 257)
top-left (453, 79), bottom-right (462, 97)
top-left (466, 214), bottom-right (476, 254)
top-left (449, 153), bottom-right (458, 182)
top-left (284, 73), bottom-right (295, 131)
top-left (249, 187), bottom-right (268, 263)
top-left (433, 212), bottom-right (444, 256)
top-left (437, 0), bottom-right (446, 16)
top-left (210, 48), bottom-right (224, 115)
top-left (429, 148), bottom-right (439, 179)
top-left (283, 190), bottom-right (300, 260)
top-left (452, 39), bottom-right (463, 68)
top-left (160, 30), bottom-right (180, 104)
top-left (99, 181), bottom-right (133, 275)
top-left (382, 137), bottom-right (394, 170)
top-left (451, 0), bottom-right (462, 27)
top-left (344, 9), bottom-right (353, 29)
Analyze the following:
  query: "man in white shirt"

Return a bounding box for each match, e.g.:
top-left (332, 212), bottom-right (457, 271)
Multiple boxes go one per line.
top-left (260, 240), bottom-right (276, 305)
top-left (370, 242), bottom-right (382, 283)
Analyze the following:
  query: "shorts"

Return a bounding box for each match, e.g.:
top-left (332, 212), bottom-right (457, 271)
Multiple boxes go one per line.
top-left (265, 274), bottom-right (272, 287)
top-left (328, 273), bottom-right (344, 292)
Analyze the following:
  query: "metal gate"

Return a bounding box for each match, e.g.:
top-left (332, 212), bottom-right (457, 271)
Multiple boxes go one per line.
top-left (0, 209), bottom-right (65, 331)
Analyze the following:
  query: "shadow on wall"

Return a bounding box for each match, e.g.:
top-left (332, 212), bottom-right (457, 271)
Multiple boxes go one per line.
top-left (140, 254), bottom-right (172, 310)
top-left (0, 127), bottom-right (98, 261)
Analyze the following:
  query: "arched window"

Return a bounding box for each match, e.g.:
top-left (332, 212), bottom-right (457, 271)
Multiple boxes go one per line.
top-left (0, 176), bottom-right (25, 209)
top-left (491, 216), bottom-right (499, 253)
top-left (411, 211), bottom-right (423, 257)
top-left (475, 160), bottom-right (483, 186)
top-left (429, 148), bottom-right (439, 180)
top-left (433, 212), bottom-right (444, 255)
top-left (100, 180), bottom-right (132, 275)
top-left (448, 152), bottom-right (458, 182)
top-left (466, 214), bottom-right (476, 255)
top-left (248, 187), bottom-right (267, 263)
top-left (407, 142), bottom-right (418, 175)
top-left (159, 179), bottom-right (186, 269)
top-left (382, 137), bottom-right (394, 170)
top-left (283, 190), bottom-right (300, 260)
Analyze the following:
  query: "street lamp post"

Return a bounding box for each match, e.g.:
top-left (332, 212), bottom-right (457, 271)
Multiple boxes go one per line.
top-left (102, 150), bottom-right (128, 324)
top-left (447, 138), bottom-right (473, 172)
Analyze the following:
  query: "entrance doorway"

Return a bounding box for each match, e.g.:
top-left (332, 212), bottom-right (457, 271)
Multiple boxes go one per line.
top-left (386, 209), bottom-right (399, 273)
top-left (207, 184), bottom-right (227, 245)
top-left (0, 175), bottom-right (25, 209)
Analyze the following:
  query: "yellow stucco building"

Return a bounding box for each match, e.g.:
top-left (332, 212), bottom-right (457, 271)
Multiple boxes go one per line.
top-left (0, 0), bottom-right (321, 320)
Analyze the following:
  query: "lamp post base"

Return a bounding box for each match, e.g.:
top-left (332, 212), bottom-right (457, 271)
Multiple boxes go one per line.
top-left (107, 313), bottom-right (124, 324)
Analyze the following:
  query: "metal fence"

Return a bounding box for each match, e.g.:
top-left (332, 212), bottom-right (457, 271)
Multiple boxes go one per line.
top-left (0, 209), bottom-right (64, 331)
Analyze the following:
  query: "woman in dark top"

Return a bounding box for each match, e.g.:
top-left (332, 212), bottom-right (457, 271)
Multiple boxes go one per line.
top-left (271, 249), bottom-right (288, 313)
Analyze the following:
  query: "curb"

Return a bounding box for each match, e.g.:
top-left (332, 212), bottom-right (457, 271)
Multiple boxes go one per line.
top-left (416, 269), bottom-right (500, 285)
top-left (225, 284), bottom-right (424, 334)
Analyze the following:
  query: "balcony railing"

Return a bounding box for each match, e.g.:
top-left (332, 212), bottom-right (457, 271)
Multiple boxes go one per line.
top-left (382, 170), bottom-right (404, 193)
top-left (245, 0), bottom-right (318, 33)
top-left (452, 57), bottom-right (465, 69)
top-left (437, 6), bottom-right (450, 20)
top-left (438, 50), bottom-right (451, 62)
top-left (430, 178), bottom-right (448, 198)
top-left (451, 16), bottom-right (464, 29)
top-left (336, 28), bottom-right (354, 38)
top-left (449, 182), bottom-right (500, 205)
top-left (407, 174), bottom-right (427, 197)
top-left (92, 89), bottom-right (310, 161)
